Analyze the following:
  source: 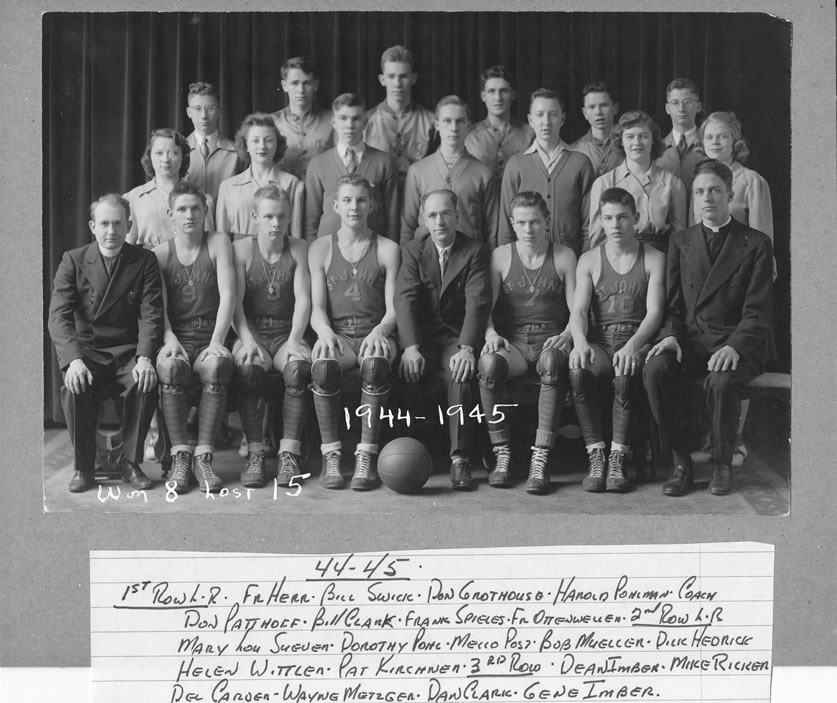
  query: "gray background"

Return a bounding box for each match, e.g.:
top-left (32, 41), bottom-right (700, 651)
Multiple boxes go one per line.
top-left (2, 0), bottom-right (834, 668)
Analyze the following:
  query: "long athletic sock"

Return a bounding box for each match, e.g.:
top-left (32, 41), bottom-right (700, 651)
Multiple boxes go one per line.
top-left (160, 384), bottom-right (190, 448)
top-left (313, 390), bottom-right (342, 447)
top-left (198, 383), bottom-right (228, 450)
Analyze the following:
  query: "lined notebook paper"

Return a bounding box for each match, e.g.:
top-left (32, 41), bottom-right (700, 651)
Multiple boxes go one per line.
top-left (91, 544), bottom-right (773, 703)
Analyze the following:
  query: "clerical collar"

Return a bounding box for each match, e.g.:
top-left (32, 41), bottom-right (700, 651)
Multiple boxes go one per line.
top-left (702, 217), bottom-right (732, 233)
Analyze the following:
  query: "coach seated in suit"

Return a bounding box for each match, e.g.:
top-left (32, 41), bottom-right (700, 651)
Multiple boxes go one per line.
top-left (395, 189), bottom-right (491, 491)
top-left (48, 194), bottom-right (164, 493)
top-left (643, 159), bottom-right (773, 498)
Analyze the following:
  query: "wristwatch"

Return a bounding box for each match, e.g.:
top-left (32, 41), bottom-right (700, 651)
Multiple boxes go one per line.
top-left (458, 345), bottom-right (475, 354)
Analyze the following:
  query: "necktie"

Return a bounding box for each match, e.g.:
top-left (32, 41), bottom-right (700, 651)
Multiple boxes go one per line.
top-left (201, 138), bottom-right (210, 161)
top-left (345, 148), bottom-right (357, 173)
top-left (103, 254), bottom-right (117, 278)
top-left (439, 248), bottom-right (449, 276)
top-left (677, 134), bottom-right (687, 159)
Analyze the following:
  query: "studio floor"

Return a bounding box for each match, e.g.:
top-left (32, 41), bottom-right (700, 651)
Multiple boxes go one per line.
top-left (43, 425), bottom-right (790, 516)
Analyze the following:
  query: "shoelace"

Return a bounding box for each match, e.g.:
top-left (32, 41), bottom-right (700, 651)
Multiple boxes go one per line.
top-left (172, 451), bottom-right (191, 481)
top-left (246, 451), bottom-right (265, 474)
top-left (529, 446), bottom-right (548, 479)
top-left (493, 444), bottom-right (512, 472)
top-left (609, 452), bottom-right (625, 479)
top-left (354, 450), bottom-right (372, 478)
top-left (195, 454), bottom-right (214, 480)
top-left (325, 451), bottom-right (342, 476)
top-left (589, 448), bottom-right (606, 478)
top-left (279, 452), bottom-right (299, 475)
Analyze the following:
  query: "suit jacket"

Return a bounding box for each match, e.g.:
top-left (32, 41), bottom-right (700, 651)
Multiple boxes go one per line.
top-left (655, 130), bottom-right (703, 198)
top-left (660, 218), bottom-right (773, 368)
top-left (48, 241), bottom-right (164, 371)
top-left (395, 231), bottom-right (491, 351)
top-left (184, 131), bottom-right (241, 204)
top-left (304, 145), bottom-right (399, 240)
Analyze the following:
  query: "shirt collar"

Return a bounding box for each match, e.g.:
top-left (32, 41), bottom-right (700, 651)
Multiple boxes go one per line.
top-left (242, 164), bottom-right (281, 185)
top-left (671, 126), bottom-right (697, 145)
top-left (585, 129), bottom-right (610, 147)
top-left (434, 242), bottom-right (453, 258)
top-left (618, 161), bottom-right (655, 185)
top-left (380, 100), bottom-right (416, 117)
top-left (194, 132), bottom-right (218, 149)
top-left (337, 141), bottom-right (365, 160)
top-left (525, 139), bottom-right (566, 157)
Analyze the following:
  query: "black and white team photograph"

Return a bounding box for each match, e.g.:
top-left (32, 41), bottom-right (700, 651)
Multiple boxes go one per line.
top-left (42, 10), bottom-right (791, 515)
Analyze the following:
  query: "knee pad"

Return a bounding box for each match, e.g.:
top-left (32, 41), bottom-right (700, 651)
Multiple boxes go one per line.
top-left (156, 357), bottom-right (191, 387)
top-left (569, 367), bottom-right (593, 397)
top-left (310, 358), bottom-right (342, 395)
top-left (284, 359), bottom-right (312, 397)
top-left (537, 347), bottom-right (569, 383)
top-left (613, 374), bottom-right (633, 402)
top-left (199, 354), bottom-right (234, 385)
top-left (237, 363), bottom-right (267, 392)
top-left (477, 353), bottom-right (508, 390)
top-left (360, 356), bottom-right (391, 394)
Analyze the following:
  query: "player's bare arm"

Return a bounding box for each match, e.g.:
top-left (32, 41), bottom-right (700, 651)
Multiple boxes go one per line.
top-left (286, 237), bottom-right (312, 362)
top-left (543, 244), bottom-right (577, 352)
top-left (612, 246), bottom-right (665, 376)
top-left (308, 236), bottom-right (342, 359)
top-left (482, 245), bottom-right (511, 354)
top-left (359, 236), bottom-right (400, 359)
top-left (568, 249), bottom-right (597, 369)
top-left (231, 238), bottom-right (265, 365)
top-left (204, 230), bottom-right (235, 359)
top-left (153, 243), bottom-right (187, 360)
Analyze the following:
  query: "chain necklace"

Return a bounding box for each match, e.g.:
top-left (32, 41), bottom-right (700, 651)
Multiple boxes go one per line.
top-left (181, 257), bottom-right (198, 287)
top-left (518, 243), bottom-right (547, 293)
top-left (343, 236), bottom-right (372, 277)
top-left (260, 246), bottom-right (282, 295)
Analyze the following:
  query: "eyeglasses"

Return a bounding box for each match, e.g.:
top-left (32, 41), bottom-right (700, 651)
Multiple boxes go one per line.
top-left (667, 99), bottom-right (698, 109)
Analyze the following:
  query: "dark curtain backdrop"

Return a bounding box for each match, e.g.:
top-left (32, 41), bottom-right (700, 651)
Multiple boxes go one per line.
top-left (43, 11), bottom-right (792, 423)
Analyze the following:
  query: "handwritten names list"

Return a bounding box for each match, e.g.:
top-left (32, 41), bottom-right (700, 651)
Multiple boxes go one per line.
top-left (90, 544), bottom-right (773, 703)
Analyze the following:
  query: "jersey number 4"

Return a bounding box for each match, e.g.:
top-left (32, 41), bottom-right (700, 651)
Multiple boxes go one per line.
top-left (343, 281), bottom-right (362, 302)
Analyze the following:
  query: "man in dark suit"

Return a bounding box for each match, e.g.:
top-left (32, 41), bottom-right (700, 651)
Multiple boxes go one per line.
top-left (396, 189), bottom-right (491, 490)
top-left (48, 194), bottom-right (164, 493)
top-left (643, 160), bottom-right (773, 497)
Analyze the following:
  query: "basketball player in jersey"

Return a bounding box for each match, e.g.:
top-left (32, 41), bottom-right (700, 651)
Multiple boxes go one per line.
top-left (308, 174), bottom-right (401, 490)
top-left (154, 181), bottom-right (235, 494)
top-left (478, 191), bottom-right (576, 494)
top-left (232, 185), bottom-right (312, 489)
top-left (569, 187), bottom-right (665, 492)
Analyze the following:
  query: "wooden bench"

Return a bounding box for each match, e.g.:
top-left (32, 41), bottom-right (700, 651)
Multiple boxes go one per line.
top-left (650, 371), bottom-right (791, 476)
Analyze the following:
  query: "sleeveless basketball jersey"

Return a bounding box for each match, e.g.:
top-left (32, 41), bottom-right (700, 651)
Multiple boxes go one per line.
top-left (325, 233), bottom-right (386, 336)
top-left (494, 243), bottom-right (568, 335)
top-left (243, 237), bottom-right (295, 325)
top-left (162, 235), bottom-right (219, 331)
top-left (591, 243), bottom-right (648, 329)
